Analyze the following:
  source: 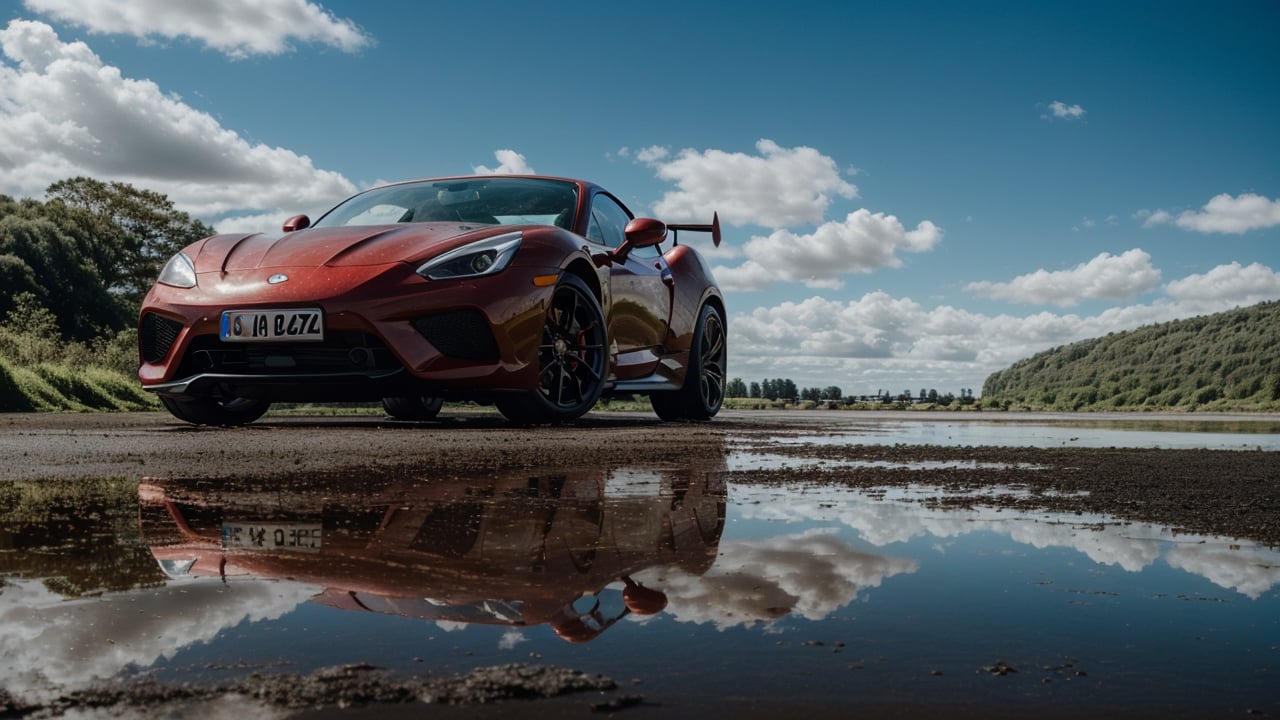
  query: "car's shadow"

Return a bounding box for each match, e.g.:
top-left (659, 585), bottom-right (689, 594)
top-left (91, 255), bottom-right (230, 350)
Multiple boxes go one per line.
top-left (159, 411), bottom-right (673, 431)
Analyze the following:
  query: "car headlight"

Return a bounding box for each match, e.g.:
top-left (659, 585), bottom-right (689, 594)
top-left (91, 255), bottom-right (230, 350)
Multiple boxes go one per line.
top-left (156, 557), bottom-right (197, 578)
top-left (157, 252), bottom-right (197, 288)
top-left (417, 231), bottom-right (521, 281)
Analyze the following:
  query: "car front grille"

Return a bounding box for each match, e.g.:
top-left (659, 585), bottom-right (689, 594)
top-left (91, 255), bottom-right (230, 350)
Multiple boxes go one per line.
top-left (411, 309), bottom-right (499, 362)
top-left (175, 332), bottom-right (400, 377)
top-left (140, 313), bottom-right (184, 364)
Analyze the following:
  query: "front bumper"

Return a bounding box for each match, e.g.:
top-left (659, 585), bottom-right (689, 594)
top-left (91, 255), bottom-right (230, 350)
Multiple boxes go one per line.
top-left (139, 262), bottom-right (556, 400)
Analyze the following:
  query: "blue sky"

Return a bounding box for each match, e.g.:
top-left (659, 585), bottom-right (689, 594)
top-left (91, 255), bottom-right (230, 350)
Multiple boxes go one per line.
top-left (2, 0), bottom-right (1277, 394)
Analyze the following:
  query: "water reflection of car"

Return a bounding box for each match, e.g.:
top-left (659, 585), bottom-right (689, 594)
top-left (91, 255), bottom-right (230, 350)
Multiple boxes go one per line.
top-left (137, 175), bottom-right (726, 426)
top-left (139, 463), bottom-right (726, 642)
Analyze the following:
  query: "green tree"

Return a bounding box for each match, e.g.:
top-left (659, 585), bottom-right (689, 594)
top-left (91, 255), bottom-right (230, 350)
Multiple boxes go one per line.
top-left (0, 208), bottom-right (126, 340)
top-left (45, 177), bottom-right (214, 303)
top-left (726, 378), bottom-right (747, 397)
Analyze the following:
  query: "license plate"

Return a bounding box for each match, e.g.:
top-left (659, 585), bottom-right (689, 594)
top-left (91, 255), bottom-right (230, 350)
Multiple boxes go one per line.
top-left (220, 308), bottom-right (323, 342)
top-left (222, 522), bottom-right (322, 552)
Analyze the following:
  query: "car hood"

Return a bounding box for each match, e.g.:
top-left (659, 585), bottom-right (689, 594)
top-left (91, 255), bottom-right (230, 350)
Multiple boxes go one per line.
top-left (188, 223), bottom-right (501, 272)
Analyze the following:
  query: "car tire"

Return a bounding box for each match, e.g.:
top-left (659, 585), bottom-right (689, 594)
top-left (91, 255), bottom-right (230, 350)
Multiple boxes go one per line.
top-left (650, 303), bottom-right (725, 421)
top-left (495, 274), bottom-right (607, 424)
top-left (382, 395), bottom-right (444, 420)
top-left (159, 394), bottom-right (271, 427)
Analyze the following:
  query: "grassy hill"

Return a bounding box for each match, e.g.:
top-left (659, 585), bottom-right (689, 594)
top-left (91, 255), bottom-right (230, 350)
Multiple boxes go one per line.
top-left (981, 301), bottom-right (1280, 412)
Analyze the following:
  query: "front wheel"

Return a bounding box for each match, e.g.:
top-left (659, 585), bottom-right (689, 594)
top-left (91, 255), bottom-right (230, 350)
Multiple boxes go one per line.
top-left (159, 393), bottom-right (270, 427)
top-left (651, 303), bottom-right (725, 421)
top-left (382, 396), bottom-right (444, 421)
top-left (495, 275), bottom-right (607, 424)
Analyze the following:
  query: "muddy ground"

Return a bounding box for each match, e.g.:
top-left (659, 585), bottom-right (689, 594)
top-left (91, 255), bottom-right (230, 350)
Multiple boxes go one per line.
top-left (3, 409), bottom-right (1277, 545)
top-left (1, 408), bottom-right (1277, 717)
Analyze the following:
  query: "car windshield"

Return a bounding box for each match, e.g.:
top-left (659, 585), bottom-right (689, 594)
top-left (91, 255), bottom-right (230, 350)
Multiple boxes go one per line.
top-left (311, 178), bottom-right (579, 229)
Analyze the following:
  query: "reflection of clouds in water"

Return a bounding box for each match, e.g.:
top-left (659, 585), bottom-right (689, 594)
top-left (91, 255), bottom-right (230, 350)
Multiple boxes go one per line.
top-left (636, 528), bottom-right (916, 630)
top-left (498, 629), bottom-right (528, 650)
top-left (0, 578), bottom-right (316, 699)
top-left (1003, 521), bottom-right (1162, 571)
top-left (734, 485), bottom-right (1279, 596)
top-left (1164, 544), bottom-right (1280, 600)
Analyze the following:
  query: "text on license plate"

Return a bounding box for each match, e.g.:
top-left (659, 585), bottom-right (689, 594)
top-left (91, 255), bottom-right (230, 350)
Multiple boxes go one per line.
top-left (222, 522), bottom-right (322, 552)
top-left (221, 308), bottom-right (323, 342)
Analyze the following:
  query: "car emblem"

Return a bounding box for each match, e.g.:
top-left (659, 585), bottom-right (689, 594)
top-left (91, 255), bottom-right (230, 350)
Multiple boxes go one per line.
top-left (268, 274), bottom-right (289, 284)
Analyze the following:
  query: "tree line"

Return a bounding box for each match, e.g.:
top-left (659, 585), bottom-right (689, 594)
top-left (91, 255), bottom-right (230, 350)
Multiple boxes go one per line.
top-left (724, 377), bottom-right (976, 406)
top-left (0, 178), bottom-right (212, 342)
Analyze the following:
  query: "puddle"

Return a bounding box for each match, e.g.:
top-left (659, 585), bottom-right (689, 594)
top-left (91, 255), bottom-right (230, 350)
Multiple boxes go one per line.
top-left (1, 452), bottom-right (1277, 717)
top-left (728, 452), bottom-right (1046, 472)
top-left (780, 418), bottom-right (1280, 450)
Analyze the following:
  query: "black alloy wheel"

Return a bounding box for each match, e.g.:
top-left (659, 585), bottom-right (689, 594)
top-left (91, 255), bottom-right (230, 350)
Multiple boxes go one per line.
top-left (495, 274), bottom-right (606, 424)
top-left (651, 303), bottom-right (725, 421)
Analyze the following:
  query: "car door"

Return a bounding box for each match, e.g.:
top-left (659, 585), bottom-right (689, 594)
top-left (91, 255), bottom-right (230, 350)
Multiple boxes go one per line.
top-left (585, 193), bottom-right (671, 378)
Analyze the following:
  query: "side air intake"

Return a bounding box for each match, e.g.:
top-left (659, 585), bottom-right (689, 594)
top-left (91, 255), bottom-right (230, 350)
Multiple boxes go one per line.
top-left (412, 309), bottom-right (499, 362)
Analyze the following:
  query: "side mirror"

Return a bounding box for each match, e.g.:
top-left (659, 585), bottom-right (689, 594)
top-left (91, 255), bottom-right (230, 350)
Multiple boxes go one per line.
top-left (613, 218), bottom-right (667, 262)
top-left (283, 214), bottom-right (311, 232)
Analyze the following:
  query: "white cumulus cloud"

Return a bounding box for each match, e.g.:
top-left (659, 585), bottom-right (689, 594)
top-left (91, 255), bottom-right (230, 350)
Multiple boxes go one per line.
top-left (965, 249), bottom-right (1161, 307)
top-left (643, 139), bottom-right (857, 227)
top-left (1045, 100), bottom-right (1086, 120)
top-left (634, 145), bottom-right (669, 164)
top-left (22, 0), bottom-right (370, 57)
top-left (474, 149), bottom-right (535, 175)
top-left (1142, 193), bottom-right (1280, 234)
top-left (1164, 261), bottom-right (1280, 303)
top-left (725, 267), bottom-right (1280, 393)
top-left (714, 210), bottom-right (941, 291)
top-left (0, 19), bottom-right (357, 221)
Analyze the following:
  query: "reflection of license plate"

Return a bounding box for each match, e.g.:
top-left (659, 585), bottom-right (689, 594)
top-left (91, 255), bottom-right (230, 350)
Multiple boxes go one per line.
top-left (222, 522), bottom-right (322, 552)
top-left (220, 308), bottom-right (323, 342)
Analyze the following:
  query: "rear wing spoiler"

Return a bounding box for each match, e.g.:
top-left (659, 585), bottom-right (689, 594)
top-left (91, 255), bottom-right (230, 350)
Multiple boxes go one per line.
top-left (667, 212), bottom-right (721, 248)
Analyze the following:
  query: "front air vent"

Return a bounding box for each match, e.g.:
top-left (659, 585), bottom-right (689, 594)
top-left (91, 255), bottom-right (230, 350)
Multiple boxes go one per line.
top-left (140, 313), bottom-right (183, 363)
top-left (412, 309), bottom-right (499, 362)
top-left (173, 332), bottom-right (398, 377)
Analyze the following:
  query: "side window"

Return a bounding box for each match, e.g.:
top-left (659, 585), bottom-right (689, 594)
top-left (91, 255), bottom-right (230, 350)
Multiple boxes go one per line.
top-left (587, 194), bottom-right (660, 257)
top-left (588, 194), bottom-right (629, 248)
top-left (586, 208), bottom-right (610, 246)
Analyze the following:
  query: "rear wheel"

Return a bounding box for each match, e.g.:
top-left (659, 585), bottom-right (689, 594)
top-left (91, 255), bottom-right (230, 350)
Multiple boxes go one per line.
top-left (651, 303), bottom-right (725, 421)
top-left (495, 275), bottom-right (606, 424)
top-left (159, 393), bottom-right (270, 427)
top-left (382, 395), bottom-right (444, 420)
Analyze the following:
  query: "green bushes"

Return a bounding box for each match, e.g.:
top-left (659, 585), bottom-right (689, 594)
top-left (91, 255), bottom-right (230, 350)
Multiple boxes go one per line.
top-left (0, 296), bottom-right (156, 413)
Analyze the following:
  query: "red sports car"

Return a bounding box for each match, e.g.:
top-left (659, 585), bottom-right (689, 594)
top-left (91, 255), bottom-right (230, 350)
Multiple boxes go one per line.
top-left (138, 175), bottom-right (725, 425)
